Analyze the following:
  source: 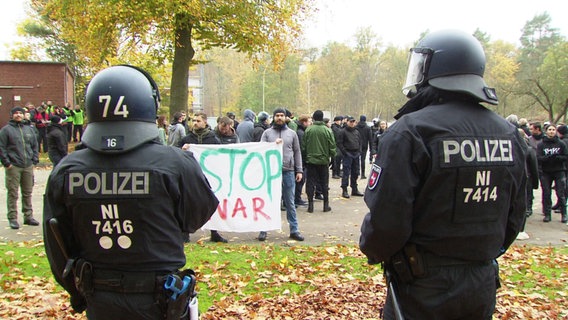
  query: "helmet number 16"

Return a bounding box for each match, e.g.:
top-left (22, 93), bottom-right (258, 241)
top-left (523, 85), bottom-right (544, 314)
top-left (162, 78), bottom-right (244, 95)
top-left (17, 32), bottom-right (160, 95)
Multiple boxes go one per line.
top-left (99, 95), bottom-right (129, 118)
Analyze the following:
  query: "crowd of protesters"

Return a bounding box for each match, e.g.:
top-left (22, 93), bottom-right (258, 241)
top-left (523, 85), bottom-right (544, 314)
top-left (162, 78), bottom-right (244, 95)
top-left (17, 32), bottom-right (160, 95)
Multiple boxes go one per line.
top-left (151, 108), bottom-right (392, 243)
top-left (505, 115), bottom-right (568, 241)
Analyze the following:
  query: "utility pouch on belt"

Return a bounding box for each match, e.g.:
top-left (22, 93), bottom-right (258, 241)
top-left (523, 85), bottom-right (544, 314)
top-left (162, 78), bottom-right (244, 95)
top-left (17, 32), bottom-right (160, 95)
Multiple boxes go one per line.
top-left (74, 259), bottom-right (93, 296)
top-left (389, 244), bottom-right (425, 284)
top-left (403, 244), bottom-right (425, 278)
top-left (164, 269), bottom-right (197, 320)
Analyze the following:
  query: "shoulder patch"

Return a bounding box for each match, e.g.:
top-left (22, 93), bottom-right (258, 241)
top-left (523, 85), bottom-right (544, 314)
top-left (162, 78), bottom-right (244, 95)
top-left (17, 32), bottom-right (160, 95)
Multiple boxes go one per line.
top-left (368, 164), bottom-right (382, 190)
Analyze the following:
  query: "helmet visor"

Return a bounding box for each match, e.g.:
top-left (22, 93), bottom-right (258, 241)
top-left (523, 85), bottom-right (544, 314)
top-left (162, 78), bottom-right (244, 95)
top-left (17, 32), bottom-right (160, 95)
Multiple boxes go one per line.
top-left (402, 48), bottom-right (432, 97)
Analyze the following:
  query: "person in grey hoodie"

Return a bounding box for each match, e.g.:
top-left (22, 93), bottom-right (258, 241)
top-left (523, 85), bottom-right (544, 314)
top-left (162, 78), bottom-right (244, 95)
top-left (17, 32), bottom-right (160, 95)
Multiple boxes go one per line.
top-left (258, 107), bottom-right (304, 242)
top-left (236, 109), bottom-right (256, 142)
top-left (167, 111), bottom-right (186, 146)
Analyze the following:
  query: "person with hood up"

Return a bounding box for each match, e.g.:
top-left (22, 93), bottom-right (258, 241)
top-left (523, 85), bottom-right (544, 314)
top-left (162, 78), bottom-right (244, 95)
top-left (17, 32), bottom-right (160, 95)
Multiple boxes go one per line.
top-left (167, 111), bottom-right (186, 146)
top-left (236, 109), bottom-right (256, 142)
top-left (46, 115), bottom-right (68, 166)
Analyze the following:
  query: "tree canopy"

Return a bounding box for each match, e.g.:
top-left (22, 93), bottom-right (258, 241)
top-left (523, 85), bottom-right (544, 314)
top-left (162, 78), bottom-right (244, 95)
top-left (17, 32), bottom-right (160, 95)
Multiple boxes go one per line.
top-left (36, 0), bottom-right (314, 115)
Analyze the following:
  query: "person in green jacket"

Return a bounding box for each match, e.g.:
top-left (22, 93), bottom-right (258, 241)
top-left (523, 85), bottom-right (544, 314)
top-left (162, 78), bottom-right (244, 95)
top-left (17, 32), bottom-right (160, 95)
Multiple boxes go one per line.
top-left (302, 110), bottom-right (336, 212)
top-left (71, 105), bottom-right (85, 142)
top-left (62, 103), bottom-right (74, 142)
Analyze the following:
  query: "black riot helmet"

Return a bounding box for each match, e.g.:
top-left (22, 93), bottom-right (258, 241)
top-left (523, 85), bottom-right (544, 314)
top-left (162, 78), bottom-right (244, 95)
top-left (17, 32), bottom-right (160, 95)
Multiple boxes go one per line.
top-left (402, 29), bottom-right (498, 105)
top-left (82, 65), bottom-right (161, 153)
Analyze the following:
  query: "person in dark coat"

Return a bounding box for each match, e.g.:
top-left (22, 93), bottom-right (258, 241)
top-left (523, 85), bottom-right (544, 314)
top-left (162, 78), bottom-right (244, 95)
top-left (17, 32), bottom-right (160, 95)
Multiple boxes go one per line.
top-left (330, 116), bottom-right (343, 179)
top-left (43, 65), bottom-right (218, 318)
top-left (252, 112), bottom-right (270, 142)
top-left (360, 30), bottom-right (527, 320)
top-left (215, 116), bottom-right (240, 144)
top-left (46, 115), bottom-right (68, 166)
top-left (537, 123), bottom-right (568, 223)
top-left (355, 115), bottom-right (373, 179)
top-left (179, 112), bottom-right (227, 243)
top-left (337, 116), bottom-right (363, 198)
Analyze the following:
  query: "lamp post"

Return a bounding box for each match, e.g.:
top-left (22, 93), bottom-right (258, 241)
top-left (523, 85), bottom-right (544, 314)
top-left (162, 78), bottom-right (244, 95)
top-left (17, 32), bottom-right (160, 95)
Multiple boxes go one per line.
top-left (262, 67), bottom-right (266, 113)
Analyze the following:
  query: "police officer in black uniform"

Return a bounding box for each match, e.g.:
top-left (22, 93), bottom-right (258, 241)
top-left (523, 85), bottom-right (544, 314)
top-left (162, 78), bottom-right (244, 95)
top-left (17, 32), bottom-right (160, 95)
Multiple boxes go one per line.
top-left (359, 30), bottom-right (527, 319)
top-left (43, 65), bottom-right (219, 319)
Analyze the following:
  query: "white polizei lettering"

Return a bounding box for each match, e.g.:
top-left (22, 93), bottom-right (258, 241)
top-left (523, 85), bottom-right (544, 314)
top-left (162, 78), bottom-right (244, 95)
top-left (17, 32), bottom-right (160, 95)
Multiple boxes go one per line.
top-left (101, 172), bottom-right (117, 194)
top-left (85, 172), bottom-right (101, 194)
top-left (443, 139), bottom-right (514, 164)
top-left (118, 172), bottom-right (132, 194)
top-left (69, 173), bottom-right (84, 194)
top-left (461, 140), bottom-right (476, 162)
top-left (475, 140), bottom-right (486, 161)
top-left (499, 140), bottom-right (512, 161)
top-left (443, 140), bottom-right (460, 163)
top-left (67, 171), bottom-right (150, 195)
top-left (489, 140), bottom-right (500, 161)
top-left (131, 172), bottom-right (149, 194)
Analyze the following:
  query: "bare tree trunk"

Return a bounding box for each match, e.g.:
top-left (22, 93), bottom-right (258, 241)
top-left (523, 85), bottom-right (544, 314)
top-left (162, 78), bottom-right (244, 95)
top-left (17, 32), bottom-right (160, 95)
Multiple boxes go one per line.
top-left (170, 14), bottom-right (194, 117)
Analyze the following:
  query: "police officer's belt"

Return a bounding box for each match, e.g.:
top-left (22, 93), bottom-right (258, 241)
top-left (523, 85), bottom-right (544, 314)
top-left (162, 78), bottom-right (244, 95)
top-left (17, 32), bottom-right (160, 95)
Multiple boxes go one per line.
top-left (86, 269), bottom-right (165, 293)
top-left (421, 251), bottom-right (490, 268)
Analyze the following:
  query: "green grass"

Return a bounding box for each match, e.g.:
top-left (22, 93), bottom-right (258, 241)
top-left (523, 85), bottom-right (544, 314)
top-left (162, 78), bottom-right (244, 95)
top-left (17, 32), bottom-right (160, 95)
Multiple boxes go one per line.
top-left (1, 242), bottom-right (566, 315)
top-left (185, 243), bottom-right (377, 310)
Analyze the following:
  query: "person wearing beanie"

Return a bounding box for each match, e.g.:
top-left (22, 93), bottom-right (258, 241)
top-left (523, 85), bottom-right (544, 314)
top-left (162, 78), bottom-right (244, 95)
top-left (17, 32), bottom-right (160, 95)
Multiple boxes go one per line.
top-left (46, 115), bottom-right (68, 166)
top-left (11, 106), bottom-right (26, 115)
top-left (258, 107), bottom-right (304, 242)
top-left (285, 109), bottom-right (298, 132)
top-left (355, 115), bottom-right (373, 179)
top-left (302, 110), bottom-right (336, 212)
top-left (253, 111), bottom-right (270, 142)
top-left (0, 106), bottom-right (40, 229)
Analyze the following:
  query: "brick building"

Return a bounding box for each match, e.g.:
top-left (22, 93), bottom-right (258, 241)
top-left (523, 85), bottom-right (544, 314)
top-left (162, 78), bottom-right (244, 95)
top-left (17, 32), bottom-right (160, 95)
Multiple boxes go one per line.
top-left (0, 61), bottom-right (75, 126)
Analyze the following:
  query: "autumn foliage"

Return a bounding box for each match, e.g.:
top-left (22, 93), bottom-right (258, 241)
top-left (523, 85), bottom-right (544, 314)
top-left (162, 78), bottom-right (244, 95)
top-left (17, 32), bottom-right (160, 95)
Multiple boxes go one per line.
top-left (0, 244), bottom-right (566, 319)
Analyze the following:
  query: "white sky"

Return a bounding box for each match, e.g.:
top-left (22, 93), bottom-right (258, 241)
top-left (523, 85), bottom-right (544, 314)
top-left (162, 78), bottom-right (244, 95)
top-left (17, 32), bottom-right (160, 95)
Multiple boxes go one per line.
top-left (301, 0), bottom-right (568, 48)
top-left (1, 0), bottom-right (567, 60)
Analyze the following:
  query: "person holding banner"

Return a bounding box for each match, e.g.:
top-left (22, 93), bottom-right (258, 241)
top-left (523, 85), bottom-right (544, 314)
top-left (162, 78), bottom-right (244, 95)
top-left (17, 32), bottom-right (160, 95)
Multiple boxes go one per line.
top-left (179, 112), bottom-right (228, 243)
top-left (258, 107), bottom-right (305, 242)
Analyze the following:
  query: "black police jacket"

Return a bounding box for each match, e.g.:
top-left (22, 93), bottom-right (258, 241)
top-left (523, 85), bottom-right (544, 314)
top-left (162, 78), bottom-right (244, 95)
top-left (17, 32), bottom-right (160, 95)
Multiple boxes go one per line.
top-left (43, 140), bottom-right (219, 309)
top-left (360, 101), bottom-right (527, 264)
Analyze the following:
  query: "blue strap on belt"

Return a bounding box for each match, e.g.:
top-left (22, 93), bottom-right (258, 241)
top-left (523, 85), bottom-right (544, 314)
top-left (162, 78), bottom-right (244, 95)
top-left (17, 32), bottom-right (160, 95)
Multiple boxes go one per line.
top-left (164, 274), bottom-right (192, 301)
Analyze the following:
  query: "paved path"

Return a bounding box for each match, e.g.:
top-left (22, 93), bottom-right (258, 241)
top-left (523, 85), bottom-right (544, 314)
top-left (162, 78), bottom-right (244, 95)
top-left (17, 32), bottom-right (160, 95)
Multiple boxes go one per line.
top-left (1, 167), bottom-right (567, 247)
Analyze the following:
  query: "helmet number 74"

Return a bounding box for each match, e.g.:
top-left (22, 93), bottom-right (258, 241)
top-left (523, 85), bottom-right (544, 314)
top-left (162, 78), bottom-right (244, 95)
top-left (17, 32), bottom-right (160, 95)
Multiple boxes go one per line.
top-left (99, 95), bottom-right (129, 118)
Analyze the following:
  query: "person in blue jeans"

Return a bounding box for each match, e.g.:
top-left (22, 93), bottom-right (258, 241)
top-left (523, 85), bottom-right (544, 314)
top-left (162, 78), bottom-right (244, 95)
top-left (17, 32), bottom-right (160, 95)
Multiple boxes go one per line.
top-left (258, 107), bottom-right (304, 242)
top-left (337, 116), bottom-right (364, 198)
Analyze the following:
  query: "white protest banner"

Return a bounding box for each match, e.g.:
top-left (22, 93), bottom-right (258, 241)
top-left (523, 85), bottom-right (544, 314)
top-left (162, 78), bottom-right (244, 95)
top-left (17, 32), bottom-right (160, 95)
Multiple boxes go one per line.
top-left (190, 142), bottom-right (283, 232)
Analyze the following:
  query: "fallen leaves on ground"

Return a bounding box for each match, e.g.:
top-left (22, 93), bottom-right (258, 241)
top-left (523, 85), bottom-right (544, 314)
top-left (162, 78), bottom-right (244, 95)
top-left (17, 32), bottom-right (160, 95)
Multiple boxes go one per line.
top-left (0, 245), bottom-right (566, 319)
